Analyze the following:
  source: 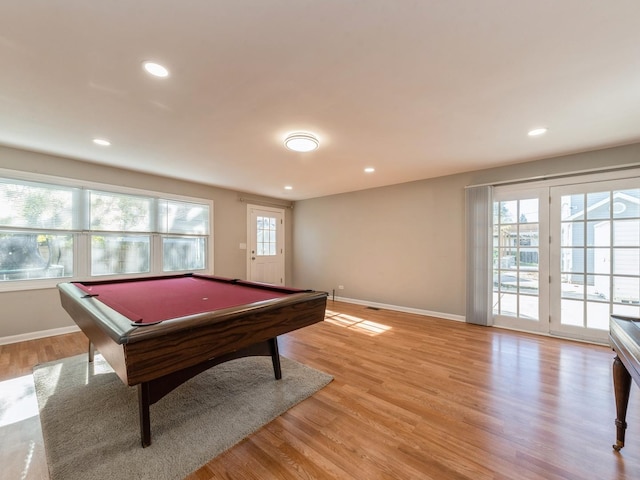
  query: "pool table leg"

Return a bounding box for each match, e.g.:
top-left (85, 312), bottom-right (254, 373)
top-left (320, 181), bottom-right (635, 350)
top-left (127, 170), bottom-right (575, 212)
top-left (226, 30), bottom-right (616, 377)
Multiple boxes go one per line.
top-left (138, 383), bottom-right (152, 447)
top-left (613, 355), bottom-right (632, 451)
top-left (269, 337), bottom-right (282, 380)
top-left (134, 337), bottom-right (283, 447)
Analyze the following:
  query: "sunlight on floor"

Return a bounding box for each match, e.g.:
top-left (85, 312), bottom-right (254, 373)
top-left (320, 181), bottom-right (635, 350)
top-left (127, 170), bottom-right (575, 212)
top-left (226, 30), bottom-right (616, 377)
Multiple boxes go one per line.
top-left (0, 375), bottom-right (39, 427)
top-left (325, 309), bottom-right (392, 335)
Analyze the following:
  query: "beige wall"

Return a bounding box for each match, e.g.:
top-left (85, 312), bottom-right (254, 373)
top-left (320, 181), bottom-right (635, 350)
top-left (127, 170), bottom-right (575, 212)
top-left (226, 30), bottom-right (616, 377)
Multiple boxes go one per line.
top-left (0, 146), bottom-right (293, 339)
top-left (3, 142), bottom-right (640, 339)
top-left (292, 142), bottom-right (640, 317)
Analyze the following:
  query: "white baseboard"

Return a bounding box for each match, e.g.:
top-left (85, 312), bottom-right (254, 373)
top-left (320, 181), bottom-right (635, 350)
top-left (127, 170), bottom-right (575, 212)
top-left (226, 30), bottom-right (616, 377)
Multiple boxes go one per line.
top-left (329, 296), bottom-right (465, 322)
top-left (0, 325), bottom-right (80, 346)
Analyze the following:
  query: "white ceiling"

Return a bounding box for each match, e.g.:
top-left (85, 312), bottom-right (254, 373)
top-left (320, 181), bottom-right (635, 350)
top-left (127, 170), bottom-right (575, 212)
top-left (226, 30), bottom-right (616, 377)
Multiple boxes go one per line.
top-left (2, 1), bottom-right (640, 200)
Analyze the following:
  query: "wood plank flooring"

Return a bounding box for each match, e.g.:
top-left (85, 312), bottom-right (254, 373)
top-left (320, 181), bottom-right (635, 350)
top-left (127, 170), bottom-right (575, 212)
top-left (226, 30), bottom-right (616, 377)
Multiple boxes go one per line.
top-left (1, 300), bottom-right (639, 479)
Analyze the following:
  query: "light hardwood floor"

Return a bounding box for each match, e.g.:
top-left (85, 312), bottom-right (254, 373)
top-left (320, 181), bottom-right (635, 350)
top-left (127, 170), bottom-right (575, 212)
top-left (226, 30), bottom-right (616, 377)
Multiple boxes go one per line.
top-left (1, 300), bottom-right (639, 479)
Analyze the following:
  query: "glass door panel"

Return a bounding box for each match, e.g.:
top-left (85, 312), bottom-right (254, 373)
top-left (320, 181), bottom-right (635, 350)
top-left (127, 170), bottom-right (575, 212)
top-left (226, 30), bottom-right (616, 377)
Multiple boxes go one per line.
top-left (492, 187), bottom-right (548, 332)
top-left (550, 180), bottom-right (640, 343)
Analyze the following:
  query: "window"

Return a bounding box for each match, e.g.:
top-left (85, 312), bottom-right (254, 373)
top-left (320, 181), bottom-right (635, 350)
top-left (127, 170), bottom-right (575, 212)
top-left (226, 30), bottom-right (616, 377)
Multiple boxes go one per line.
top-left (0, 172), bottom-right (212, 289)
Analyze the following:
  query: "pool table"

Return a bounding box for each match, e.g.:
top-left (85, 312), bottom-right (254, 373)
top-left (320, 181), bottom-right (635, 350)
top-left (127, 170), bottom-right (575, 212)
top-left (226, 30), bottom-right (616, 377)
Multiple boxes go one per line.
top-left (57, 273), bottom-right (328, 447)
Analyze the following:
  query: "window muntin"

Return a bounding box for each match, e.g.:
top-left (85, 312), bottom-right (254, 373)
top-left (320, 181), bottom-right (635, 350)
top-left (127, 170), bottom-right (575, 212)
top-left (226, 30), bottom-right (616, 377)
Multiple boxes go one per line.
top-left (256, 216), bottom-right (277, 256)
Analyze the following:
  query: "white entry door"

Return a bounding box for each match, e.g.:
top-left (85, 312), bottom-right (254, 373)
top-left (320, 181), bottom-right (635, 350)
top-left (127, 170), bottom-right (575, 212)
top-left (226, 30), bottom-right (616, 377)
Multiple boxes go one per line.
top-left (247, 205), bottom-right (285, 285)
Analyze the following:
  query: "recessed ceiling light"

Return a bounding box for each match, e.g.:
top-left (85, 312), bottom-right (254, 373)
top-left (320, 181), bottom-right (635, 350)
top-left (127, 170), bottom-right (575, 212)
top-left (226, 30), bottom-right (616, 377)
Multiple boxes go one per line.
top-left (364, 167), bottom-right (375, 173)
top-left (143, 61), bottom-right (169, 78)
top-left (528, 127), bottom-right (548, 137)
top-left (284, 132), bottom-right (319, 152)
top-left (92, 138), bottom-right (111, 146)
top-left (284, 185), bottom-right (293, 190)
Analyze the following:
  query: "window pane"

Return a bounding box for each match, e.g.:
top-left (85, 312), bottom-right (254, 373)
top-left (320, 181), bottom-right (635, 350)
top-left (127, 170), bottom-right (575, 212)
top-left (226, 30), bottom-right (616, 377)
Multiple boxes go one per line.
top-left (497, 224), bottom-right (516, 248)
top-left (561, 275), bottom-right (584, 299)
top-left (613, 276), bottom-right (639, 304)
top-left (91, 235), bottom-right (150, 275)
top-left (90, 191), bottom-right (152, 232)
top-left (561, 299), bottom-right (584, 327)
top-left (586, 248), bottom-right (610, 274)
top-left (614, 249), bottom-right (640, 275)
top-left (589, 274), bottom-right (610, 301)
top-left (561, 248), bottom-right (584, 273)
top-left (613, 220), bottom-right (640, 246)
top-left (519, 199), bottom-right (538, 223)
top-left (587, 220), bottom-right (610, 247)
top-left (520, 295), bottom-right (538, 320)
top-left (163, 237), bottom-right (206, 272)
top-left (499, 201), bottom-right (517, 224)
top-left (586, 301), bottom-right (609, 330)
top-left (256, 215), bottom-right (277, 257)
top-left (0, 233), bottom-right (72, 281)
top-left (158, 200), bottom-right (210, 234)
top-left (0, 180), bottom-right (74, 229)
top-left (613, 189), bottom-right (640, 219)
top-left (561, 194), bottom-right (584, 221)
top-left (561, 222), bottom-right (583, 247)
top-left (586, 192), bottom-right (610, 220)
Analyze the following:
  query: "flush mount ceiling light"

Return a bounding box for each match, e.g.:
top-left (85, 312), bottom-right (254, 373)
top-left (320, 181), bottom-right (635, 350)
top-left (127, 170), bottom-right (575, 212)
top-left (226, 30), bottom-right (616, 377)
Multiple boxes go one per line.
top-left (528, 127), bottom-right (548, 137)
top-left (284, 132), bottom-right (319, 152)
top-left (364, 167), bottom-right (375, 173)
top-left (92, 138), bottom-right (111, 146)
top-left (142, 61), bottom-right (169, 78)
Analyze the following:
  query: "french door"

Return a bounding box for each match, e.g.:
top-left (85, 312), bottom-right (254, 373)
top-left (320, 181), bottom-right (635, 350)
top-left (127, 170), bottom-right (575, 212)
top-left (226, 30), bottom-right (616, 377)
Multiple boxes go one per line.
top-left (493, 176), bottom-right (640, 344)
top-left (493, 187), bottom-right (549, 333)
top-left (550, 178), bottom-right (640, 343)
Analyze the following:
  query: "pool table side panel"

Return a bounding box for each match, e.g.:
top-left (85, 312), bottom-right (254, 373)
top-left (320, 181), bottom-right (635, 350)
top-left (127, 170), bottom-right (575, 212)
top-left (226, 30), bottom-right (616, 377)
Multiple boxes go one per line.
top-left (123, 294), bottom-right (327, 385)
top-left (58, 289), bottom-right (129, 384)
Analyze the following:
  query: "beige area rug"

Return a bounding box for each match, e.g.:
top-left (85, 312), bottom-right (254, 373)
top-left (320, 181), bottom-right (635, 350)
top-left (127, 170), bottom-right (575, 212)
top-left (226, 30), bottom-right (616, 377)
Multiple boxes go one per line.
top-left (33, 353), bottom-right (332, 480)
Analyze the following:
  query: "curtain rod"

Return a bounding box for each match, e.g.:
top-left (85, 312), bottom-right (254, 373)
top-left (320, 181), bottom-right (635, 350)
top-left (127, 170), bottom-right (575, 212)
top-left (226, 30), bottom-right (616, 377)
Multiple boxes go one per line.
top-left (238, 196), bottom-right (294, 209)
top-left (465, 162), bottom-right (640, 189)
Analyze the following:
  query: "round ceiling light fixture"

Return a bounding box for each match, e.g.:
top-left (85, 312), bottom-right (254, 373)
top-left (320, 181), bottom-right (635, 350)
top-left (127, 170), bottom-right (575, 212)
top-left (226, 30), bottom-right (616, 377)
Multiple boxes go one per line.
top-left (92, 138), bottom-right (111, 146)
top-left (284, 132), bottom-right (319, 152)
top-left (143, 61), bottom-right (169, 78)
top-left (528, 127), bottom-right (548, 137)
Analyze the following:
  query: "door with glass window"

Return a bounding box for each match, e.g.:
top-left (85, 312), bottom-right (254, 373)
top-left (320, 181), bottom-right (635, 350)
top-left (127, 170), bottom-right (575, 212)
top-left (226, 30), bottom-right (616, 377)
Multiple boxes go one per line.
top-left (549, 179), bottom-right (640, 343)
top-left (247, 205), bottom-right (285, 285)
top-left (492, 188), bottom-right (549, 333)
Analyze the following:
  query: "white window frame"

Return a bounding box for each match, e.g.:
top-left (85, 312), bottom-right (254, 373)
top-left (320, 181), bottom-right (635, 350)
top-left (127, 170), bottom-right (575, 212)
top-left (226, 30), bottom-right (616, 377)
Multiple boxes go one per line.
top-left (0, 168), bottom-right (214, 292)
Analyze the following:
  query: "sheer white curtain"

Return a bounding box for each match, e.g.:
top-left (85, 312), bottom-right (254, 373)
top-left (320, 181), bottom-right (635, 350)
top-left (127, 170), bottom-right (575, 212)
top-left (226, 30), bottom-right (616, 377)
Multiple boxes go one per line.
top-left (465, 185), bottom-right (493, 325)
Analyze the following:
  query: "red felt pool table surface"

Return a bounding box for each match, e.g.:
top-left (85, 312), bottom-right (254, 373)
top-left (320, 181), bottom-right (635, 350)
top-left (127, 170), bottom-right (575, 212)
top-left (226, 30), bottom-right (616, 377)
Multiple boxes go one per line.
top-left (73, 275), bottom-right (298, 324)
